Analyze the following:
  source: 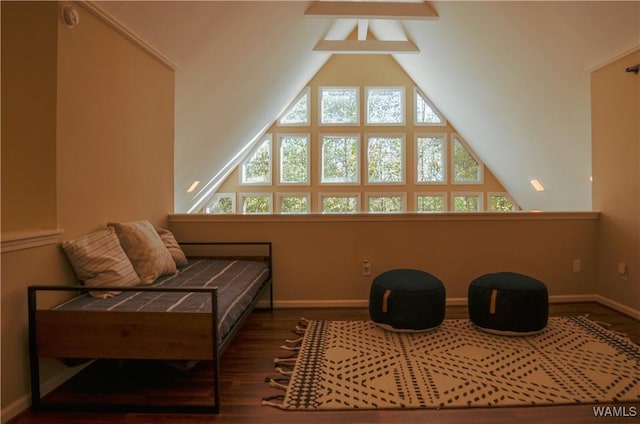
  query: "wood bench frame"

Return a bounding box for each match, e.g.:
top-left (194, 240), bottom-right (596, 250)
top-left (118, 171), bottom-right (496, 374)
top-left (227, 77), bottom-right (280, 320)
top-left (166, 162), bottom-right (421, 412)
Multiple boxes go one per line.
top-left (27, 241), bottom-right (273, 413)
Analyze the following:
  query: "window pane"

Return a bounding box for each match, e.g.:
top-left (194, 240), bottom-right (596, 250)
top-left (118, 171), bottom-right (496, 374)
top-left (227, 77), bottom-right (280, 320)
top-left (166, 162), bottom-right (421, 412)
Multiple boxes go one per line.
top-left (489, 194), bottom-right (515, 212)
top-left (322, 196), bottom-right (359, 213)
top-left (368, 196), bottom-right (403, 213)
top-left (416, 195), bottom-right (444, 212)
top-left (367, 136), bottom-right (404, 183)
top-left (320, 88), bottom-right (358, 124)
top-left (367, 88), bottom-right (404, 124)
top-left (453, 138), bottom-right (480, 182)
top-left (453, 195), bottom-right (480, 212)
top-left (279, 89), bottom-right (309, 125)
top-left (280, 135), bottom-right (309, 184)
top-left (242, 195), bottom-right (271, 214)
top-left (321, 135), bottom-right (359, 183)
top-left (415, 90), bottom-right (444, 124)
top-left (242, 138), bottom-right (271, 184)
top-left (416, 136), bottom-right (445, 183)
top-left (280, 196), bottom-right (309, 214)
top-left (207, 195), bottom-right (234, 214)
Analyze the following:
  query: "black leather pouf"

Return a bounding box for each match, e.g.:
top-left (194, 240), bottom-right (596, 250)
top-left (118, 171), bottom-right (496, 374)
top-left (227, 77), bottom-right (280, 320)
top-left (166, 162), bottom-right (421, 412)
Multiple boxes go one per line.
top-left (369, 269), bottom-right (445, 332)
top-left (468, 272), bottom-right (548, 335)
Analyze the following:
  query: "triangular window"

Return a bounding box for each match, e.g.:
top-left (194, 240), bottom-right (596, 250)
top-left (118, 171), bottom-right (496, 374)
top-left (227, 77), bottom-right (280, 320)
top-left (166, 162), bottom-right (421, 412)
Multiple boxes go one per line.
top-left (279, 87), bottom-right (310, 126)
top-left (415, 88), bottom-right (445, 125)
top-left (452, 135), bottom-right (482, 183)
top-left (241, 135), bottom-right (272, 184)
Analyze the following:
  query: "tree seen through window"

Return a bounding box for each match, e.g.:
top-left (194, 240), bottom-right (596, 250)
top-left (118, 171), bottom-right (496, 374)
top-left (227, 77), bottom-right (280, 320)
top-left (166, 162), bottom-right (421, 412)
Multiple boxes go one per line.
top-left (416, 136), bottom-right (445, 183)
top-left (322, 196), bottom-right (359, 213)
top-left (453, 137), bottom-right (481, 183)
top-left (280, 135), bottom-right (309, 184)
top-left (321, 135), bottom-right (359, 183)
top-left (320, 87), bottom-right (358, 124)
top-left (242, 138), bottom-right (271, 184)
top-left (417, 195), bottom-right (445, 212)
top-left (367, 136), bottom-right (404, 183)
top-left (367, 87), bottom-right (404, 124)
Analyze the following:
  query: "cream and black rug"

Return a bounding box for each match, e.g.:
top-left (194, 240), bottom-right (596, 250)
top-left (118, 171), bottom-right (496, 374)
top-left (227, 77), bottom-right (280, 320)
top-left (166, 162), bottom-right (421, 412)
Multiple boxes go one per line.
top-left (262, 316), bottom-right (640, 410)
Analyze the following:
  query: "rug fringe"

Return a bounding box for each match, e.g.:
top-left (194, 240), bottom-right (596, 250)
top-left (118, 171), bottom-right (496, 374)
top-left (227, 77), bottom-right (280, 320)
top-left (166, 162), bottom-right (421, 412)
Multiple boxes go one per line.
top-left (298, 317), bottom-right (309, 326)
top-left (280, 336), bottom-right (304, 351)
top-left (265, 376), bottom-right (290, 390)
top-left (261, 394), bottom-right (286, 409)
top-left (263, 318), bottom-right (310, 409)
top-left (275, 367), bottom-right (293, 376)
top-left (292, 317), bottom-right (310, 335)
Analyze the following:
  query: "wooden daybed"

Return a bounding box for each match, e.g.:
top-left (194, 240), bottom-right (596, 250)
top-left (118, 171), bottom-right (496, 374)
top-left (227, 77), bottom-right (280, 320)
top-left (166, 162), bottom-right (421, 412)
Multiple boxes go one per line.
top-left (27, 241), bottom-right (273, 413)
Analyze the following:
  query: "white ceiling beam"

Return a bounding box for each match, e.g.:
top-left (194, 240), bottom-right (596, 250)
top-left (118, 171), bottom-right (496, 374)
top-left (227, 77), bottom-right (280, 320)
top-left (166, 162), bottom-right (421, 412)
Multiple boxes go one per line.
top-left (357, 19), bottom-right (369, 40)
top-left (313, 39), bottom-right (419, 54)
top-left (305, 1), bottom-right (439, 20)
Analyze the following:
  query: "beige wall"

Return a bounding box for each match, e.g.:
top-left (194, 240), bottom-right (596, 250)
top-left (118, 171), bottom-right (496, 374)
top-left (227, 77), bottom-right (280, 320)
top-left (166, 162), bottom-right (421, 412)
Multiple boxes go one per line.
top-left (215, 53), bottom-right (514, 213)
top-left (170, 213), bottom-right (598, 305)
top-left (1, 2), bottom-right (175, 415)
top-left (591, 49), bottom-right (640, 310)
top-left (1, 1), bottom-right (58, 232)
top-left (56, 3), bottom-right (175, 237)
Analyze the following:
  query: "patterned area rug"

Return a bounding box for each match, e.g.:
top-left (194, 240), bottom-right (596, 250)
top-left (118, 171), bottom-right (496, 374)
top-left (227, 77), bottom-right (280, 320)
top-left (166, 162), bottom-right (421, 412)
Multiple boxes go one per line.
top-left (262, 316), bottom-right (640, 410)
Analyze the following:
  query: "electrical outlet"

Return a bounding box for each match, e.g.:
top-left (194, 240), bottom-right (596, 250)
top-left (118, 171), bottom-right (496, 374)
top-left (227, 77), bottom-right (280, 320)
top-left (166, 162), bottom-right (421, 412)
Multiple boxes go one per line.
top-left (572, 259), bottom-right (581, 272)
top-left (618, 262), bottom-right (628, 280)
top-left (362, 260), bottom-right (371, 276)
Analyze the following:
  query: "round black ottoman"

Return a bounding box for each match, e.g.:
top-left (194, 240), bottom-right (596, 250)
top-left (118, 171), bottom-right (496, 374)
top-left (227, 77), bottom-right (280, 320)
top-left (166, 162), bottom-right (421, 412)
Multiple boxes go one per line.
top-left (369, 269), bottom-right (445, 332)
top-left (468, 272), bottom-right (548, 335)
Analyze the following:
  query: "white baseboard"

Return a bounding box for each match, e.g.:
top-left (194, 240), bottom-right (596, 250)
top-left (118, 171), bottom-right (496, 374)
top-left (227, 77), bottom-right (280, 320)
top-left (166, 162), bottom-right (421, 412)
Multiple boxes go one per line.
top-left (271, 299), bottom-right (369, 308)
top-left (592, 295), bottom-right (640, 320)
top-left (1, 363), bottom-right (89, 424)
top-left (269, 295), bottom-right (639, 319)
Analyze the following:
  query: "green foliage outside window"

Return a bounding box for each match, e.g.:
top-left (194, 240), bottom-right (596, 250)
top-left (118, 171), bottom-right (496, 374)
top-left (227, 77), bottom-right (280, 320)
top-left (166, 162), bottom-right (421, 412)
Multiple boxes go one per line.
top-left (367, 88), bottom-right (403, 124)
top-left (369, 196), bottom-right (403, 213)
top-left (417, 136), bottom-right (445, 182)
top-left (417, 195), bottom-right (444, 212)
top-left (209, 196), bottom-right (233, 214)
top-left (280, 136), bottom-right (308, 183)
top-left (242, 139), bottom-right (271, 183)
top-left (453, 138), bottom-right (480, 182)
top-left (322, 136), bottom-right (358, 183)
top-left (243, 196), bottom-right (270, 214)
top-left (218, 84), bottom-right (518, 214)
top-left (368, 137), bottom-right (403, 183)
top-left (415, 90), bottom-right (443, 124)
top-left (322, 196), bottom-right (358, 213)
top-left (453, 195), bottom-right (480, 212)
top-left (280, 196), bottom-right (309, 213)
top-left (490, 195), bottom-right (514, 212)
top-left (321, 88), bottom-right (358, 124)
top-left (280, 92), bottom-right (309, 125)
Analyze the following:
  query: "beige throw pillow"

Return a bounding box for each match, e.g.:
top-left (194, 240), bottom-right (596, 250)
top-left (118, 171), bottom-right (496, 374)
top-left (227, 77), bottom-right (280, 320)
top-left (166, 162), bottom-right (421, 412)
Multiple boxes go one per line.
top-left (61, 227), bottom-right (141, 298)
top-left (108, 220), bottom-right (178, 284)
top-left (156, 228), bottom-right (188, 267)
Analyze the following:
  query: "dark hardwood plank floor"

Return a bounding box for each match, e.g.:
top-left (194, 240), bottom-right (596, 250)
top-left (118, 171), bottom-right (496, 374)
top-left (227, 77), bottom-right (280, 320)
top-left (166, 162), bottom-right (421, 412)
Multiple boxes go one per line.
top-left (9, 303), bottom-right (639, 424)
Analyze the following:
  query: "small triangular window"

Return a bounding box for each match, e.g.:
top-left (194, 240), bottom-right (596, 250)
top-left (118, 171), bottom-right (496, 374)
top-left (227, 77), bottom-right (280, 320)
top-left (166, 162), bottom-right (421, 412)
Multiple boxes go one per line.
top-left (279, 87), bottom-right (310, 125)
top-left (415, 88), bottom-right (445, 125)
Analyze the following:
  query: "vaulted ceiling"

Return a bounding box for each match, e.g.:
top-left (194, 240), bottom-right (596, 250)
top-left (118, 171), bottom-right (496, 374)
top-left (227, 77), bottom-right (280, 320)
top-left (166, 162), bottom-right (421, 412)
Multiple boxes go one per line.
top-left (97, 1), bottom-right (639, 213)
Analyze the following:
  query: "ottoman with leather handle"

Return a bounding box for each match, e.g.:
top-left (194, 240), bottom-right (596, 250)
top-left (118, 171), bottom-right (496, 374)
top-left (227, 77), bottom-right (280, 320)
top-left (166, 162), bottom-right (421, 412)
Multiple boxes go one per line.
top-left (468, 271), bottom-right (548, 335)
top-left (369, 269), bottom-right (445, 332)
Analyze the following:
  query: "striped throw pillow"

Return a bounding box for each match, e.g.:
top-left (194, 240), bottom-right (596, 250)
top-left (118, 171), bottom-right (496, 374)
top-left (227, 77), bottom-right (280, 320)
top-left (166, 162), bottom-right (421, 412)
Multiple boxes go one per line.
top-left (156, 228), bottom-right (188, 267)
top-left (108, 220), bottom-right (178, 284)
top-left (61, 227), bottom-right (140, 298)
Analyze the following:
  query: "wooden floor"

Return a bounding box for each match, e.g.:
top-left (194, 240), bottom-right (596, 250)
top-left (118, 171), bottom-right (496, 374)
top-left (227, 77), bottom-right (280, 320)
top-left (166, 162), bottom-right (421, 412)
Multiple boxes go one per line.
top-left (10, 303), bottom-right (639, 424)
